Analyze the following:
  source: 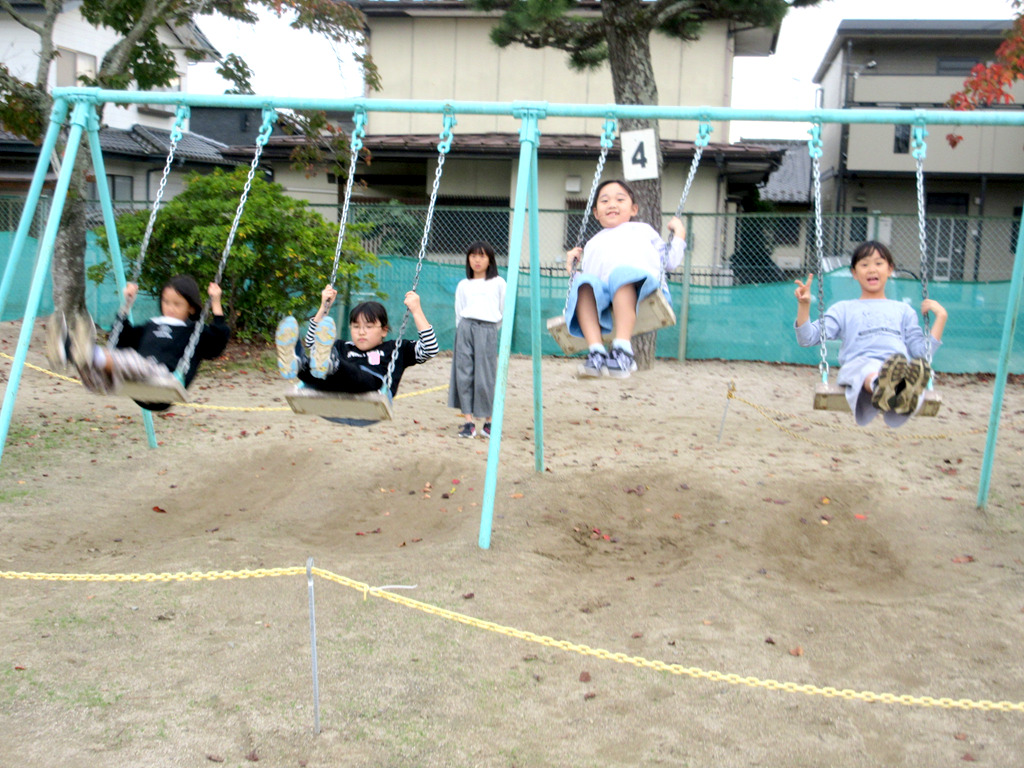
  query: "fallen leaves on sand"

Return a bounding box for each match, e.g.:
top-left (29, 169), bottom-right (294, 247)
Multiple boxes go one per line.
top-left (579, 671), bottom-right (591, 682)
top-left (764, 637), bottom-right (776, 645)
top-left (954, 733), bottom-right (968, 741)
top-left (152, 506), bottom-right (167, 514)
top-left (762, 498), bottom-right (789, 505)
top-left (355, 528), bottom-right (382, 536)
top-left (583, 692), bottom-right (597, 700)
top-left (462, 592), bottom-right (474, 600)
top-left (789, 646), bottom-right (804, 657)
top-left (625, 485), bottom-right (646, 496)
top-left (820, 496), bottom-right (830, 505)
top-left (510, 493), bottom-right (524, 499)
top-left (206, 755), bottom-right (225, 763)
top-left (952, 555), bottom-right (975, 564)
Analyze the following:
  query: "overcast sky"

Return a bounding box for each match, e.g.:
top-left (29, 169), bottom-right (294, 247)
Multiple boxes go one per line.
top-left (188, 0), bottom-right (1018, 142)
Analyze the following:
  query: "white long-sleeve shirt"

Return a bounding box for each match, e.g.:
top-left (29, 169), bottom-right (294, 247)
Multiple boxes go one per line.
top-left (581, 221), bottom-right (685, 282)
top-left (454, 276), bottom-right (506, 326)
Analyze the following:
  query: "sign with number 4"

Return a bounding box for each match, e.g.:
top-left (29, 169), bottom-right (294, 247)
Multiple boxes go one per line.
top-left (620, 128), bottom-right (659, 181)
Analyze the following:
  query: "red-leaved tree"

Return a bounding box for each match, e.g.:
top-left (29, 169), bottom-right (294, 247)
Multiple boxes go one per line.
top-left (947, 4), bottom-right (1024, 147)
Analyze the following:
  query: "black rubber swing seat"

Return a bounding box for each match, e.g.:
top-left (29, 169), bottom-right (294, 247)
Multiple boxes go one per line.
top-left (813, 381), bottom-right (942, 417)
top-left (546, 291), bottom-right (676, 355)
top-left (116, 374), bottom-right (188, 405)
top-left (285, 384), bottom-right (394, 423)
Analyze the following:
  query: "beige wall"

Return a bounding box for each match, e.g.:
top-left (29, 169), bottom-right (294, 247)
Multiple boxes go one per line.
top-left (364, 15), bottom-right (732, 141)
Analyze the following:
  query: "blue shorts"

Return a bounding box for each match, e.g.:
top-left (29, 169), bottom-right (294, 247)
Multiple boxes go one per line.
top-left (564, 265), bottom-right (664, 338)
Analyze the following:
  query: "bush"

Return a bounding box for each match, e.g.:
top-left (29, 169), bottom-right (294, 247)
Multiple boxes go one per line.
top-left (94, 167), bottom-right (378, 340)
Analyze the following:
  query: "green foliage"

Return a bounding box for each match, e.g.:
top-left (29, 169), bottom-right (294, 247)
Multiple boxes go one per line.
top-left (0, 64), bottom-right (48, 143)
top-left (95, 168), bottom-right (379, 340)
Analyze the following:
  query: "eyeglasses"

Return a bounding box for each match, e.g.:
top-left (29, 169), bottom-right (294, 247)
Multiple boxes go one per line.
top-left (350, 322), bottom-right (383, 331)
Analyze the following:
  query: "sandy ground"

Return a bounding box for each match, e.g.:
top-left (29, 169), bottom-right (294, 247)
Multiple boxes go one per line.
top-left (1, 317), bottom-right (1023, 768)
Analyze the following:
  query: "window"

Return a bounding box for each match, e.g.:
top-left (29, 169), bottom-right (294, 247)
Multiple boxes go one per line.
top-left (937, 57), bottom-right (979, 77)
top-left (55, 48), bottom-right (96, 88)
top-left (563, 198), bottom-right (602, 250)
top-left (1012, 207), bottom-right (1022, 254)
top-left (85, 175), bottom-right (134, 202)
top-left (893, 124), bottom-right (911, 155)
top-left (850, 206), bottom-right (868, 242)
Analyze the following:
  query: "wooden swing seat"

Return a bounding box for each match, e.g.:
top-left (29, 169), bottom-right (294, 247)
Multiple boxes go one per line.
top-left (116, 375), bottom-right (188, 405)
top-left (285, 384), bottom-right (394, 424)
top-left (813, 382), bottom-right (942, 417)
top-left (547, 291), bottom-right (676, 355)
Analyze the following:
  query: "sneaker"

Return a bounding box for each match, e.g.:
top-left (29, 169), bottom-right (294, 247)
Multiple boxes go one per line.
top-left (458, 422), bottom-right (476, 439)
top-left (606, 347), bottom-right (637, 379)
top-left (578, 349), bottom-right (609, 378)
top-left (45, 312), bottom-right (69, 370)
top-left (310, 316), bottom-right (337, 380)
top-left (481, 422), bottom-right (491, 439)
top-left (275, 316), bottom-right (299, 380)
top-left (893, 357), bottom-right (931, 415)
top-left (67, 312), bottom-right (96, 372)
top-left (870, 353), bottom-right (907, 412)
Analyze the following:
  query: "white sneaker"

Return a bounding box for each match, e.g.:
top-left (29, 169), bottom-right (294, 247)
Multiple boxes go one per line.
top-left (606, 348), bottom-right (637, 379)
top-left (577, 349), bottom-right (608, 378)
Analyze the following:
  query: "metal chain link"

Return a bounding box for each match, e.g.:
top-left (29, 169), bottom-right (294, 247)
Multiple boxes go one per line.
top-left (660, 120), bottom-right (713, 291)
top-left (174, 107), bottom-right (277, 379)
top-left (382, 109), bottom-right (456, 393)
top-left (911, 120), bottom-right (933, 361)
top-left (808, 122), bottom-right (828, 381)
top-left (561, 116), bottom-right (617, 316)
top-left (328, 109), bottom-right (367, 287)
top-left (108, 105), bottom-right (190, 350)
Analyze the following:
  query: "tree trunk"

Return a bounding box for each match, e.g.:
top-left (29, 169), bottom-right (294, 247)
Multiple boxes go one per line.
top-left (602, 0), bottom-right (662, 369)
top-left (50, 147), bottom-right (90, 320)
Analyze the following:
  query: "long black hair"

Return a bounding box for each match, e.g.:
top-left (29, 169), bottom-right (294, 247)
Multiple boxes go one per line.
top-left (465, 240), bottom-right (498, 280)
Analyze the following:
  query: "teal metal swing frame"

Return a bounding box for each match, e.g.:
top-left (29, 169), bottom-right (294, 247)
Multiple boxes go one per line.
top-left (2, 89), bottom-right (1023, 539)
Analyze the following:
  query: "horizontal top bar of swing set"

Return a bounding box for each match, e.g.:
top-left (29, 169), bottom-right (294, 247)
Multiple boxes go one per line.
top-left (50, 88), bottom-right (1024, 128)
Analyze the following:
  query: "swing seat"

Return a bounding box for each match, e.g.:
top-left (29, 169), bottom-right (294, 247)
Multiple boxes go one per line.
top-left (116, 375), bottom-right (188, 405)
top-left (285, 384), bottom-right (394, 425)
top-left (813, 382), bottom-right (942, 417)
top-left (547, 291), bottom-right (677, 355)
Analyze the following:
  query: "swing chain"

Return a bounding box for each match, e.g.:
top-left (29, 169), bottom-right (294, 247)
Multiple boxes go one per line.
top-left (383, 110), bottom-right (456, 393)
top-left (328, 108), bottom-right (368, 288)
top-left (174, 107), bottom-right (277, 379)
top-left (107, 105), bottom-right (190, 350)
top-left (559, 116), bottom-right (617, 318)
top-left (911, 119), bottom-right (932, 357)
top-left (808, 121), bottom-right (828, 381)
top-left (674, 120), bottom-right (712, 219)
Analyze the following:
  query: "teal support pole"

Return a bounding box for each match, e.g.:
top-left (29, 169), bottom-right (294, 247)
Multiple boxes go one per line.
top-left (0, 99), bottom-right (91, 466)
top-left (976, 206), bottom-right (1024, 509)
top-left (479, 109), bottom-right (542, 549)
top-left (677, 212), bottom-right (695, 361)
top-left (0, 98), bottom-right (69, 317)
top-left (527, 128), bottom-right (545, 473)
top-left (84, 107), bottom-right (158, 448)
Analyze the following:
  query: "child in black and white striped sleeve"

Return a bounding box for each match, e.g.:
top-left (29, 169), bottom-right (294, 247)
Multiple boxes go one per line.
top-left (275, 285), bottom-right (438, 396)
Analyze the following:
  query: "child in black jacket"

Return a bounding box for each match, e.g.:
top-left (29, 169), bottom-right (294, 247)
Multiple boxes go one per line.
top-left (48, 275), bottom-right (229, 411)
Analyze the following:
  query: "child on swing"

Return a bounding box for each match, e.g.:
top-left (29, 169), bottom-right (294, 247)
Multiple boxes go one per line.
top-left (565, 179), bottom-right (686, 378)
top-left (794, 240), bottom-right (948, 427)
top-left (47, 275), bottom-right (229, 411)
top-left (449, 241), bottom-right (506, 438)
top-left (275, 285), bottom-right (439, 396)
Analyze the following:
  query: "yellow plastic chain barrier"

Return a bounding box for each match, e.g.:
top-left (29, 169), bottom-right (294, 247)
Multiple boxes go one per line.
top-left (3, 566), bottom-right (1021, 714)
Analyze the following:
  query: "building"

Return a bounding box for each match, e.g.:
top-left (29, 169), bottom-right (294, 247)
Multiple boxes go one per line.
top-left (813, 19), bottom-right (1024, 281)
top-left (345, 0), bottom-right (784, 269)
top-left (0, 0), bottom-right (232, 206)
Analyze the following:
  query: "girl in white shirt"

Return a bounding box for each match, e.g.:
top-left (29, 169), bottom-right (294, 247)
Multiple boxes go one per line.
top-left (449, 241), bottom-right (506, 438)
top-left (564, 179), bottom-right (686, 378)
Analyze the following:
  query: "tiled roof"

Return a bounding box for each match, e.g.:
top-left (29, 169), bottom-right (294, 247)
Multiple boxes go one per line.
top-left (99, 125), bottom-right (231, 164)
top-left (743, 139), bottom-right (811, 204)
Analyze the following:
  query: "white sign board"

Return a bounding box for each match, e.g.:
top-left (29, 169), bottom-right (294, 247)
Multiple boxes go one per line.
top-left (620, 129), bottom-right (659, 181)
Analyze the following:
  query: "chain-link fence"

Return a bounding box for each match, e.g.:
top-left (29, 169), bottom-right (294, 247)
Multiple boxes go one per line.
top-left (3, 197), bottom-right (1022, 372)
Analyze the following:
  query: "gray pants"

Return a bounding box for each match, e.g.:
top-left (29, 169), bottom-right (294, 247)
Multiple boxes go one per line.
top-left (448, 319), bottom-right (499, 419)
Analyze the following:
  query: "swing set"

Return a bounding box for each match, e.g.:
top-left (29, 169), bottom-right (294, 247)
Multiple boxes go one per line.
top-left (1, 91), bottom-right (1022, 542)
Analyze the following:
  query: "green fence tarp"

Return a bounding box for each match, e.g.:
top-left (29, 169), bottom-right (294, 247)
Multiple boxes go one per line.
top-left (3, 244), bottom-right (1020, 374)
